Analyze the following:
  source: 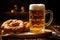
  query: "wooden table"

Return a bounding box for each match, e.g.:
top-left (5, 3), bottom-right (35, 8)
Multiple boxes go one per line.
top-left (2, 29), bottom-right (52, 40)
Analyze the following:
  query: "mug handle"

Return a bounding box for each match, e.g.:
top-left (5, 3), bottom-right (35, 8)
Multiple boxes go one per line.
top-left (45, 10), bottom-right (53, 27)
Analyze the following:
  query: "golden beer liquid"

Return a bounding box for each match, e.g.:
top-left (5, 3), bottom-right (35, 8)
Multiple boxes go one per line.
top-left (29, 9), bottom-right (45, 33)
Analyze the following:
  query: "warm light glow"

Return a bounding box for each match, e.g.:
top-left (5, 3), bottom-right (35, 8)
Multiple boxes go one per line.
top-left (14, 4), bottom-right (17, 7)
top-left (21, 6), bottom-right (25, 12)
top-left (11, 9), bottom-right (14, 13)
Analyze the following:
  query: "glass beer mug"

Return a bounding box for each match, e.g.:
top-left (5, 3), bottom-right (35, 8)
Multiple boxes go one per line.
top-left (29, 4), bottom-right (53, 33)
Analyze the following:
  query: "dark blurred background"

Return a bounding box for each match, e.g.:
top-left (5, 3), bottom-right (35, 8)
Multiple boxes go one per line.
top-left (0, 0), bottom-right (60, 25)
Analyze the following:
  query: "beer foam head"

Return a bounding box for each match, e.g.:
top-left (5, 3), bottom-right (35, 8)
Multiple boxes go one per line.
top-left (29, 4), bottom-right (45, 10)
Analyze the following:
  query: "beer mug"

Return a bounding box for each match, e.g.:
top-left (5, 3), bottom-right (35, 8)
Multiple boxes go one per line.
top-left (29, 4), bottom-right (53, 33)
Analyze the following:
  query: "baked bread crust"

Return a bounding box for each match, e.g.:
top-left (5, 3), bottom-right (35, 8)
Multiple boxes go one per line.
top-left (1, 19), bottom-right (30, 34)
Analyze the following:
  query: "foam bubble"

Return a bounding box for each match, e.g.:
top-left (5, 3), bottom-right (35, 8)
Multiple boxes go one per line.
top-left (29, 4), bottom-right (45, 10)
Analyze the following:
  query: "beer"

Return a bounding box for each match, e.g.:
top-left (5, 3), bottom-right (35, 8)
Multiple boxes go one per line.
top-left (29, 4), bottom-right (45, 33)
